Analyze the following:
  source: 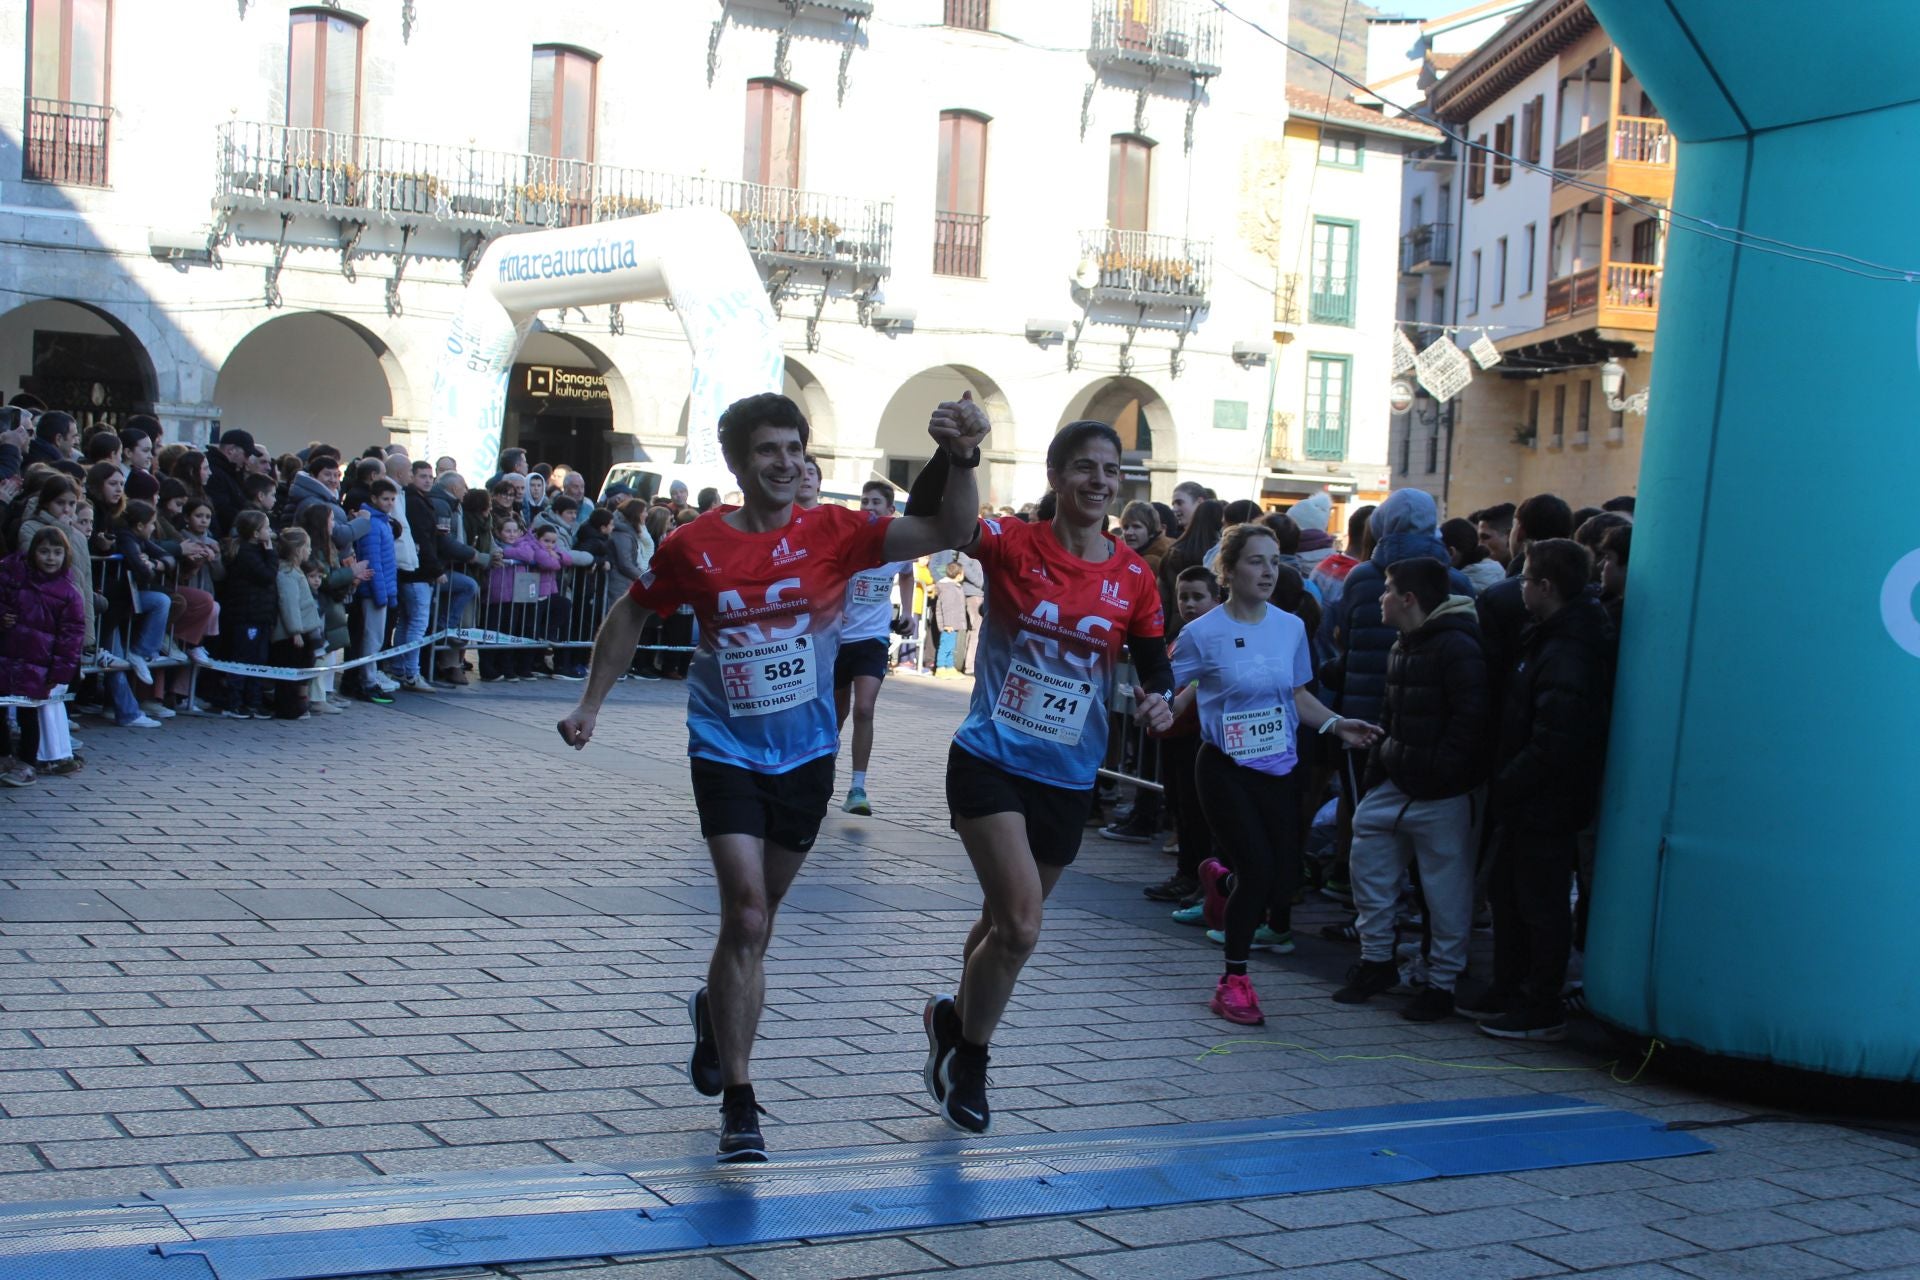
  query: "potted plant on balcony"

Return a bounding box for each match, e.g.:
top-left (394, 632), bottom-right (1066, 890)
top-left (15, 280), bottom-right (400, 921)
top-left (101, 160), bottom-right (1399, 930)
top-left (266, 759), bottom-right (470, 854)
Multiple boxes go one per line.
top-left (514, 181), bottom-right (575, 225)
top-left (359, 170), bottom-right (445, 216)
top-left (286, 158), bottom-right (360, 206)
top-left (591, 193), bottom-right (660, 222)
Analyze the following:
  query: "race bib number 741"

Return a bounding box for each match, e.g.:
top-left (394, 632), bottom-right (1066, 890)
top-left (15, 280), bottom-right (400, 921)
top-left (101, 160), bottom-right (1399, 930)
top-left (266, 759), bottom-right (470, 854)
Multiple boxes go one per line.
top-left (720, 635), bottom-right (816, 718)
top-left (992, 659), bottom-right (1094, 746)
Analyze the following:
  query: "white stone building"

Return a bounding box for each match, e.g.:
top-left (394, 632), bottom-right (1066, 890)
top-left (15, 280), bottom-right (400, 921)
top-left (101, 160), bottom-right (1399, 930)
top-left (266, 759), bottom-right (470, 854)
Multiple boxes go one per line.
top-left (1, 0), bottom-right (1416, 510)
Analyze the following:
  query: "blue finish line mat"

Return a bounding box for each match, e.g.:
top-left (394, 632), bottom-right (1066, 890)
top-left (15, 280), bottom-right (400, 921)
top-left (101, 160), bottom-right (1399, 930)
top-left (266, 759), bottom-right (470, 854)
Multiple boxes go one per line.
top-left (0, 1094), bottom-right (1708, 1280)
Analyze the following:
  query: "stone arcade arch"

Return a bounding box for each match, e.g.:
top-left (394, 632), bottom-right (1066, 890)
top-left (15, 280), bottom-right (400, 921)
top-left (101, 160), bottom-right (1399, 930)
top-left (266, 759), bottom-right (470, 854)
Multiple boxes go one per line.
top-left (873, 365), bottom-right (1010, 499)
top-left (214, 312), bottom-right (407, 459)
top-left (0, 298), bottom-right (160, 436)
top-left (1056, 375), bottom-right (1175, 507)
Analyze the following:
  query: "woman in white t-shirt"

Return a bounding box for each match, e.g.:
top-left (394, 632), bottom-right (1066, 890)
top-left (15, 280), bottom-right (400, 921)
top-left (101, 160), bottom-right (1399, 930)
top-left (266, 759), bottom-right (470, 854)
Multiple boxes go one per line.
top-left (1172, 523), bottom-right (1380, 1027)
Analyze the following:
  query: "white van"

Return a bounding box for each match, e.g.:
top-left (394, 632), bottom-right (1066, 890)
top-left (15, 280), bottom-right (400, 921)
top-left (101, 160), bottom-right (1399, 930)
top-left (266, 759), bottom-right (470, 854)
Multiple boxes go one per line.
top-left (600, 461), bottom-right (880, 511)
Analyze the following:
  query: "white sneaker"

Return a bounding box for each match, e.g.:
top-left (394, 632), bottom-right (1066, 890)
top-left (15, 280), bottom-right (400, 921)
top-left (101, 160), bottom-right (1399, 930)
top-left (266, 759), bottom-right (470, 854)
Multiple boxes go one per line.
top-left (126, 654), bottom-right (154, 685)
top-left (187, 646), bottom-right (211, 665)
top-left (401, 675), bottom-right (435, 693)
top-left (121, 715), bottom-right (163, 729)
top-left (138, 701), bottom-right (177, 720)
top-left (309, 700), bottom-right (344, 715)
top-left (69, 738), bottom-right (87, 752)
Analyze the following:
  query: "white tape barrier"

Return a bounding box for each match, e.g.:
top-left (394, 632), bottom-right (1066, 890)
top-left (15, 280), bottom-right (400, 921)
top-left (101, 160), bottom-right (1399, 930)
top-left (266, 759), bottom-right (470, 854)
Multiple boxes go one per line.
top-left (426, 207), bottom-right (782, 479)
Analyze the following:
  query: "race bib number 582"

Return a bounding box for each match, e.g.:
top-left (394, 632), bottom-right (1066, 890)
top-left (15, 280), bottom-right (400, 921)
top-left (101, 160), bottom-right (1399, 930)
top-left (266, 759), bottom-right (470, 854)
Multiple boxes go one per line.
top-left (719, 635), bottom-right (816, 718)
top-left (992, 659), bottom-right (1094, 746)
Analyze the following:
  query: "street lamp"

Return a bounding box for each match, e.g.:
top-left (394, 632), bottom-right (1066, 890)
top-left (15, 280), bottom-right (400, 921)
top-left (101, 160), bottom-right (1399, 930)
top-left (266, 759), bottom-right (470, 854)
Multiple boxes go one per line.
top-left (1601, 359), bottom-right (1650, 415)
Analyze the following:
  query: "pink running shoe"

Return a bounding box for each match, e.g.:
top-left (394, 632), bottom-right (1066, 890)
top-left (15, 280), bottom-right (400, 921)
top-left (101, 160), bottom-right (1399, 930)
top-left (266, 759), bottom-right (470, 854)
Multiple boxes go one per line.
top-left (1198, 858), bottom-right (1232, 931)
top-left (1210, 973), bottom-right (1265, 1026)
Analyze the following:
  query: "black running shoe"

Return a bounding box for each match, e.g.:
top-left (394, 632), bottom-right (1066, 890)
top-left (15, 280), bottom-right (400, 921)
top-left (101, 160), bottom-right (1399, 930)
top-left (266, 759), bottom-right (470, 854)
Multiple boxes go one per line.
top-left (922, 994), bottom-right (960, 1105)
top-left (1331, 958), bottom-right (1401, 1005)
top-left (939, 1046), bottom-right (991, 1135)
top-left (688, 987), bottom-right (722, 1097)
top-left (717, 1096), bottom-right (768, 1163)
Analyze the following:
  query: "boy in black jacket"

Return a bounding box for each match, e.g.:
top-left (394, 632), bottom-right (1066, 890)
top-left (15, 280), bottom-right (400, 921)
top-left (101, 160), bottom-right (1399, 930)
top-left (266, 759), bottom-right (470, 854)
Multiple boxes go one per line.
top-left (1469, 537), bottom-right (1613, 1041)
top-left (1334, 557), bottom-right (1488, 1021)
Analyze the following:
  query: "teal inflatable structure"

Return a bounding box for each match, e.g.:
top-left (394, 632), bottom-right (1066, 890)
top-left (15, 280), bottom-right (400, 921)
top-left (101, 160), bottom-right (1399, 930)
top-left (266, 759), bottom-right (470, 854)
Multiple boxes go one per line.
top-left (1584, 0), bottom-right (1920, 1082)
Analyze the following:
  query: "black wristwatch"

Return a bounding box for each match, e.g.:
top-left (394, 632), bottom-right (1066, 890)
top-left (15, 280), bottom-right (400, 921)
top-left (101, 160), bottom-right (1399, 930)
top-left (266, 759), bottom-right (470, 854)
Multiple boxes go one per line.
top-left (949, 446), bottom-right (982, 470)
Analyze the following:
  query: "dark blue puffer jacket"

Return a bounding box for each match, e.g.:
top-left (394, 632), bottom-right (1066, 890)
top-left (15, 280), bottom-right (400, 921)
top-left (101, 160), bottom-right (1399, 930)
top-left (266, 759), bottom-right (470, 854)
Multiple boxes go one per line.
top-left (1323, 490), bottom-right (1473, 725)
top-left (353, 504), bottom-right (398, 607)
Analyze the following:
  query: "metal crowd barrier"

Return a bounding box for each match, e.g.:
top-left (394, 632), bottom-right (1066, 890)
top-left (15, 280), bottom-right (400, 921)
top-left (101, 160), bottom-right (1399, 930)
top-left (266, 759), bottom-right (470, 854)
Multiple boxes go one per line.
top-left (1098, 653), bottom-right (1164, 794)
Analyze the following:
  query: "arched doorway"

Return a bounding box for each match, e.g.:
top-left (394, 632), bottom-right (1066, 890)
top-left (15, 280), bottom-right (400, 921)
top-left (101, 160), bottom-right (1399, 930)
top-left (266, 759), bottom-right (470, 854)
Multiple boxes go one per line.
top-left (504, 329), bottom-right (629, 495)
top-left (784, 357), bottom-right (836, 448)
top-left (1057, 376), bottom-right (1173, 507)
top-left (215, 313), bottom-right (402, 458)
top-left (874, 365), bottom-right (1009, 497)
top-left (0, 299), bottom-right (158, 435)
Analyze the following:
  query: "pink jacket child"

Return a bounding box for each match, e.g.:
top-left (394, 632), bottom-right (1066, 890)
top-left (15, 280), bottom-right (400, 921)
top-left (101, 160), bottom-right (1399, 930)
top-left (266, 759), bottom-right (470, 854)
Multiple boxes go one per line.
top-left (0, 538), bottom-right (87, 702)
top-left (487, 530), bottom-right (565, 601)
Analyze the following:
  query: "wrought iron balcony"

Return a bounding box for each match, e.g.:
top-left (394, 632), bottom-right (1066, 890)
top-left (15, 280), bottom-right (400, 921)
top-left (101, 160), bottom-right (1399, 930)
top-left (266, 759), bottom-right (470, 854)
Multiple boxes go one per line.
top-left (1400, 222), bottom-right (1452, 274)
top-left (1077, 228), bottom-right (1211, 308)
top-left (23, 98), bottom-right (110, 188)
top-left (1088, 0), bottom-right (1223, 78)
top-left (933, 211), bottom-right (986, 278)
top-left (1303, 410), bottom-right (1348, 462)
top-left (213, 121), bottom-right (892, 284)
top-left (1273, 272), bottom-right (1305, 326)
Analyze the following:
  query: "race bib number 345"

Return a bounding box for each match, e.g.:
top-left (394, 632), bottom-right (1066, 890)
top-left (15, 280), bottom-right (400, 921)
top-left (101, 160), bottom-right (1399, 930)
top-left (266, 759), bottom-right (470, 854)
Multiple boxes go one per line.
top-left (992, 659), bottom-right (1094, 746)
top-left (720, 635), bottom-right (816, 718)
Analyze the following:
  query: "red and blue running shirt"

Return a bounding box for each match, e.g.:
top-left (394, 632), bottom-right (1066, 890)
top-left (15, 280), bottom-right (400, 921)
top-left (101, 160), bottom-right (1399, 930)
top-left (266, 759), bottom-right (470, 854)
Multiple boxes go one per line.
top-left (952, 517), bottom-right (1165, 790)
top-left (628, 504), bottom-right (890, 772)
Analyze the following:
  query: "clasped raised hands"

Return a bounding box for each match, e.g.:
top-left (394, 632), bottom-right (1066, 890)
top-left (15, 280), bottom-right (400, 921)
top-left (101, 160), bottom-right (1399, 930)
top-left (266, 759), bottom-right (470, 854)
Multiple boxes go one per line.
top-left (927, 390), bottom-right (989, 462)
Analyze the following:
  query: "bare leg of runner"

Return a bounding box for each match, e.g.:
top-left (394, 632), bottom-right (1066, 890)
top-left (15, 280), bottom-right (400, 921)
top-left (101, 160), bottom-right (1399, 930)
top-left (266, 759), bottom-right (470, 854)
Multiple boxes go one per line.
top-left (952, 814), bottom-right (1068, 1044)
top-left (847, 674), bottom-right (881, 776)
top-left (706, 835), bottom-right (809, 1086)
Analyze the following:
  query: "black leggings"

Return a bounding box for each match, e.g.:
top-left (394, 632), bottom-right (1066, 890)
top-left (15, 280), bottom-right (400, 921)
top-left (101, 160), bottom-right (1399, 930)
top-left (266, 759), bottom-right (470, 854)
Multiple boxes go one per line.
top-left (1163, 735), bottom-right (1211, 878)
top-left (1196, 743), bottom-right (1302, 963)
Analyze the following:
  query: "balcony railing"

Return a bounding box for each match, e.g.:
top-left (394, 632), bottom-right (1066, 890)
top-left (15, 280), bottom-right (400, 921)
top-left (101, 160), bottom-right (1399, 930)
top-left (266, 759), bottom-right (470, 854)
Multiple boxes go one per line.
top-left (944, 0), bottom-right (991, 30)
top-left (1078, 227), bottom-right (1211, 306)
top-left (933, 211), bottom-right (986, 277)
top-left (1544, 266), bottom-right (1600, 320)
top-left (1309, 279), bottom-right (1355, 326)
top-left (1089, 0), bottom-right (1223, 78)
top-left (215, 121), bottom-right (892, 280)
top-left (1303, 410), bottom-right (1348, 462)
top-left (1605, 261), bottom-right (1660, 310)
top-left (1273, 272), bottom-right (1304, 326)
top-left (1613, 115), bottom-right (1672, 165)
top-left (1400, 222), bottom-right (1452, 274)
top-left (23, 98), bottom-right (110, 187)
top-left (1552, 123), bottom-right (1608, 182)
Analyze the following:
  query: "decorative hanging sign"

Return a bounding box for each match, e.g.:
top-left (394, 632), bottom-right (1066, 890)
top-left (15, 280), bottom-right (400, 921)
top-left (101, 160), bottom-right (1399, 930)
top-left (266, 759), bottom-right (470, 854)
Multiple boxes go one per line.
top-left (1469, 331), bottom-right (1503, 369)
top-left (1390, 329), bottom-right (1417, 375)
top-left (1414, 336), bottom-right (1474, 402)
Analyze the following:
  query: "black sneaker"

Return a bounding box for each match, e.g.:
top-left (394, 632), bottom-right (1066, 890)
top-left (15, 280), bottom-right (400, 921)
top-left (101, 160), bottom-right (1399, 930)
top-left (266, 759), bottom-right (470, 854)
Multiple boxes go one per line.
top-left (1454, 983), bottom-right (1522, 1020)
top-left (1331, 958), bottom-right (1401, 1005)
top-left (1401, 986), bottom-right (1455, 1022)
top-left (1098, 821), bottom-right (1153, 844)
top-left (717, 1096), bottom-right (768, 1163)
top-left (688, 987), bottom-right (722, 1097)
top-left (1143, 873), bottom-right (1198, 903)
top-left (1478, 1007), bottom-right (1568, 1042)
top-left (922, 994), bottom-right (960, 1105)
top-left (939, 1045), bottom-right (990, 1134)
top-left (631, 667), bottom-right (662, 681)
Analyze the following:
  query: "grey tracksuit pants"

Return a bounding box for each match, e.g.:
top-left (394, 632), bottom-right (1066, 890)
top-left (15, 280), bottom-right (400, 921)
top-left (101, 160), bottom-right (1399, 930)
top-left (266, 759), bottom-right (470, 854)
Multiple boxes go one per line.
top-left (1350, 779), bottom-right (1474, 991)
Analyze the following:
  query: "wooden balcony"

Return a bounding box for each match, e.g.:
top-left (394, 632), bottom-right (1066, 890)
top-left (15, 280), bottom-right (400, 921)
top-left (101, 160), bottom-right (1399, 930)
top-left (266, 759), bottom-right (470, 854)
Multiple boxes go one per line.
top-left (1543, 261), bottom-right (1660, 332)
top-left (1552, 114), bottom-right (1674, 216)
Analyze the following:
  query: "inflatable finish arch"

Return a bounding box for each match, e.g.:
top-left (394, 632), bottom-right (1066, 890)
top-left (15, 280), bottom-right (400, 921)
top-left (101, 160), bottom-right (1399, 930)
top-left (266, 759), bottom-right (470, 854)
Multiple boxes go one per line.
top-left (1585, 1), bottom-right (1920, 1082)
top-left (425, 208), bottom-right (783, 477)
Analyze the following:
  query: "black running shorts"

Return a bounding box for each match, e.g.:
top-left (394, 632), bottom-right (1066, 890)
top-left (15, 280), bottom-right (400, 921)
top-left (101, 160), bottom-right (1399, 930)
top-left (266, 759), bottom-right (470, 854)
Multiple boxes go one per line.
top-left (689, 754), bottom-right (836, 853)
top-left (945, 743), bottom-right (1095, 867)
top-left (833, 637), bottom-right (890, 686)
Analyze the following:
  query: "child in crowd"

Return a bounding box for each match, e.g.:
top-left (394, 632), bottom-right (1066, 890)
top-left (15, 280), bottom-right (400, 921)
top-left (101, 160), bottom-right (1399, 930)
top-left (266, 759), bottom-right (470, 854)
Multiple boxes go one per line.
top-left (220, 510), bottom-right (279, 720)
top-left (932, 558), bottom-right (967, 677)
top-left (271, 528), bottom-right (323, 720)
top-left (483, 516), bottom-right (552, 681)
top-left (352, 478), bottom-right (401, 703)
top-left (297, 504), bottom-right (357, 713)
top-left (1157, 565), bottom-right (1222, 914)
top-left (110, 500), bottom-right (175, 697)
top-left (530, 524), bottom-right (569, 678)
top-left (0, 527), bottom-right (88, 782)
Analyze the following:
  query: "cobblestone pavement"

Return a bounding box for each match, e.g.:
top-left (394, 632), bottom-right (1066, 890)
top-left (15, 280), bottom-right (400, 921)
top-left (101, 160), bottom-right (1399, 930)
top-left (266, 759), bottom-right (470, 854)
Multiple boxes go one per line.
top-left (2, 674), bottom-right (1916, 1279)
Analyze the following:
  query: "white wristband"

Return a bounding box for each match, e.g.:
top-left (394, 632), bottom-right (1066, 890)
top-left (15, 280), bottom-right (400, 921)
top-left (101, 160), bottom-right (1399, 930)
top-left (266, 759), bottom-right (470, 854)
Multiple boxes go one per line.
top-left (1319, 715), bottom-right (1343, 737)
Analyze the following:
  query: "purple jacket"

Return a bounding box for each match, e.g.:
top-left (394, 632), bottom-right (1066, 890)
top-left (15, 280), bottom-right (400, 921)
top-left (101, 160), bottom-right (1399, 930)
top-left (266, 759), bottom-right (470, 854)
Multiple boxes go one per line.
top-left (487, 533), bottom-right (563, 600)
top-left (0, 551), bottom-right (86, 700)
